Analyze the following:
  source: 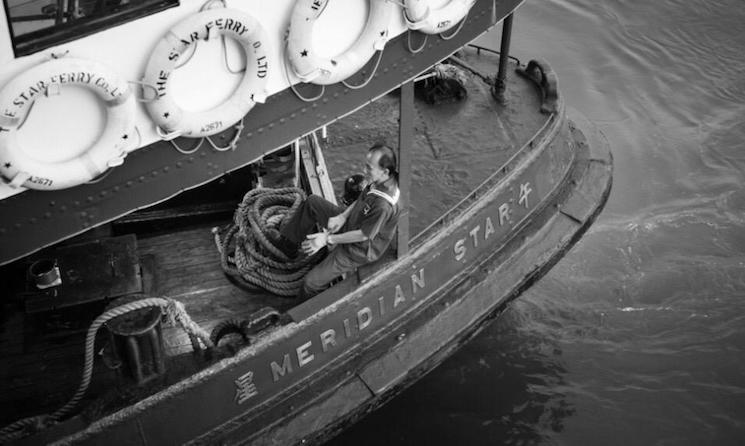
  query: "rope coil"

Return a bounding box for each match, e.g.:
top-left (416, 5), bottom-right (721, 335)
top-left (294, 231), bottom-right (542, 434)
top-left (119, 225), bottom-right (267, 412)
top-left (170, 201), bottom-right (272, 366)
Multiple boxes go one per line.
top-left (215, 187), bottom-right (322, 297)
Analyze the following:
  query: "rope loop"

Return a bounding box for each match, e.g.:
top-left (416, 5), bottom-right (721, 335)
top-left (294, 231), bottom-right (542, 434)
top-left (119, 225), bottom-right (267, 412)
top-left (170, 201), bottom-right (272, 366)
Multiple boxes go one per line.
top-left (215, 187), bottom-right (323, 296)
top-left (0, 297), bottom-right (211, 442)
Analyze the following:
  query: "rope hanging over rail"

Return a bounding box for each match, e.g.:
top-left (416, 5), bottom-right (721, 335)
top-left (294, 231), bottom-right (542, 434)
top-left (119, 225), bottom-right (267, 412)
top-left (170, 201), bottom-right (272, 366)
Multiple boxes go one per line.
top-left (0, 297), bottom-right (211, 443)
top-left (214, 187), bottom-right (322, 297)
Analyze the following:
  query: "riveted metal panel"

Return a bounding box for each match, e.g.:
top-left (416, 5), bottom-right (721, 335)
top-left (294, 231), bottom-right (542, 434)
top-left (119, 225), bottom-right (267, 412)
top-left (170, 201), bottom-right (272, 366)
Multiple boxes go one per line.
top-left (0, 0), bottom-right (525, 266)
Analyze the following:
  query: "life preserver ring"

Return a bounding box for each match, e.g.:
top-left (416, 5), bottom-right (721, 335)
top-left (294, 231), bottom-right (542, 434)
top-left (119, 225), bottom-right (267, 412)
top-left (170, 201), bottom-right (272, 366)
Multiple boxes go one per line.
top-left (403, 0), bottom-right (475, 34)
top-left (0, 57), bottom-right (135, 190)
top-left (287, 0), bottom-right (395, 85)
top-left (142, 8), bottom-right (271, 138)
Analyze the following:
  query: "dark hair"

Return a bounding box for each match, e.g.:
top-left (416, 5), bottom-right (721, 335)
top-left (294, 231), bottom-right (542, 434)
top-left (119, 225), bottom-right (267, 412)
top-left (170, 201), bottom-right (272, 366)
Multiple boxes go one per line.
top-left (368, 143), bottom-right (398, 182)
top-left (342, 174), bottom-right (366, 205)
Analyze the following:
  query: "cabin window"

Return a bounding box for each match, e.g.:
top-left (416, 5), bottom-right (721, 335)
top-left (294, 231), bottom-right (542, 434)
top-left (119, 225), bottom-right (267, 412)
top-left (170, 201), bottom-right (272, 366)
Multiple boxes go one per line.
top-left (3, 0), bottom-right (179, 57)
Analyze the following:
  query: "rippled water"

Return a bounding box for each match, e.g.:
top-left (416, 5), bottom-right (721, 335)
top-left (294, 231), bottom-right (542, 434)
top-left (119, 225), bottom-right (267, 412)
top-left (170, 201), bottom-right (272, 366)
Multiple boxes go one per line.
top-left (331, 0), bottom-right (745, 444)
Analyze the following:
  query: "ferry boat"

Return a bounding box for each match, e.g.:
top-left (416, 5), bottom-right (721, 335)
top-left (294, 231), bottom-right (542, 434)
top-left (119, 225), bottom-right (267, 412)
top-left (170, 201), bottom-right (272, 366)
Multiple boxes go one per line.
top-left (0, 0), bottom-right (612, 444)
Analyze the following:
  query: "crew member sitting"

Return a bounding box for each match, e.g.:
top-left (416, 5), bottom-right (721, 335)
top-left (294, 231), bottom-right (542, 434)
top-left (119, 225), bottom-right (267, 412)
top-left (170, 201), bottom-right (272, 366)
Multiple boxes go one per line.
top-left (278, 143), bottom-right (400, 300)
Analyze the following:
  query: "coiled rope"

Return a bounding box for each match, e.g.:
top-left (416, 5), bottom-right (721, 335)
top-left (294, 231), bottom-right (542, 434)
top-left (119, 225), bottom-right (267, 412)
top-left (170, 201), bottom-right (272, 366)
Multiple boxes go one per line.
top-left (214, 187), bottom-right (322, 297)
top-left (0, 297), bottom-right (211, 444)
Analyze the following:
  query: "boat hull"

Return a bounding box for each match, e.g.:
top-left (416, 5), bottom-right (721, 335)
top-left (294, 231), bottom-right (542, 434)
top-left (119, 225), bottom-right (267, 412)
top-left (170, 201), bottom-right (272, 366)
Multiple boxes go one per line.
top-left (231, 110), bottom-right (612, 446)
top-left (18, 91), bottom-right (611, 444)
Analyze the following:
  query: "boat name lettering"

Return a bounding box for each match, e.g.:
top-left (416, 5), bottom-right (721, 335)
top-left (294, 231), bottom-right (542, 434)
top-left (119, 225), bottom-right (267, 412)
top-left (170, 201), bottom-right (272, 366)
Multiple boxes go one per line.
top-left (256, 55), bottom-right (268, 78)
top-left (311, 0), bottom-right (326, 11)
top-left (200, 121), bottom-right (223, 134)
top-left (9, 72), bottom-right (121, 110)
top-left (168, 18), bottom-right (253, 59)
top-left (436, 20), bottom-right (452, 29)
top-left (454, 182), bottom-right (533, 262)
top-left (168, 19), bottom-right (255, 62)
top-left (156, 70), bottom-right (170, 97)
top-left (269, 268), bottom-right (426, 383)
top-left (234, 371), bottom-right (258, 404)
top-left (202, 17), bottom-right (252, 39)
top-left (518, 182), bottom-right (532, 208)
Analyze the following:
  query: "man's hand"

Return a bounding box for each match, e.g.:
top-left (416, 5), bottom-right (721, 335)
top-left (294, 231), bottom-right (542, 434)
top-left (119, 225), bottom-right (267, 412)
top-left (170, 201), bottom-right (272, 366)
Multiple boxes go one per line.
top-left (302, 230), bottom-right (328, 255)
top-left (327, 214), bottom-right (346, 233)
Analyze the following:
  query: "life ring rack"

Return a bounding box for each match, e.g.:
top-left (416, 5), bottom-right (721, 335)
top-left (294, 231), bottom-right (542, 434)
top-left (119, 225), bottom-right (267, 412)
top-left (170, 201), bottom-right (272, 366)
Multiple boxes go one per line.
top-left (286, 0), bottom-right (396, 87)
top-left (142, 7), bottom-right (271, 138)
top-left (403, 0), bottom-right (475, 35)
top-left (0, 57), bottom-right (136, 190)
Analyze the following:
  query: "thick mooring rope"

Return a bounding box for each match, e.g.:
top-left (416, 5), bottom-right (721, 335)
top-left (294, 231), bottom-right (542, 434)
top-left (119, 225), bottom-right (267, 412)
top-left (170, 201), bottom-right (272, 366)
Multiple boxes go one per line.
top-left (0, 297), bottom-right (211, 444)
top-left (214, 187), bottom-right (321, 297)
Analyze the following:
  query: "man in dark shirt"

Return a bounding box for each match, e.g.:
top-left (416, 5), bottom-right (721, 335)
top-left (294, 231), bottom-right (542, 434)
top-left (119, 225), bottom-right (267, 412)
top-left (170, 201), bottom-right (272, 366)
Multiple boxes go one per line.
top-left (279, 143), bottom-right (400, 300)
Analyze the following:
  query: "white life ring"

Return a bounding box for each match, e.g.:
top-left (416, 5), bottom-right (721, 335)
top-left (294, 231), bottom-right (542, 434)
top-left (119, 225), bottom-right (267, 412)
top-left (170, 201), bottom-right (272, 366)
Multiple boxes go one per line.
top-left (142, 8), bottom-right (271, 138)
top-left (0, 57), bottom-right (135, 190)
top-left (287, 0), bottom-right (395, 85)
top-left (403, 0), bottom-right (476, 34)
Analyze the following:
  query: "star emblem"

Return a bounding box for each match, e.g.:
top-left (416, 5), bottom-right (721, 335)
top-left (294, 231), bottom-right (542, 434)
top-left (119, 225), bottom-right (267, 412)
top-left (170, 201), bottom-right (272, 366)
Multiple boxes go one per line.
top-left (163, 112), bottom-right (170, 118)
top-left (122, 134), bottom-right (128, 139)
top-left (300, 49), bottom-right (308, 57)
top-left (250, 93), bottom-right (255, 100)
top-left (380, 30), bottom-right (386, 37)
top-left (3, 162), bottom-right (10, 169)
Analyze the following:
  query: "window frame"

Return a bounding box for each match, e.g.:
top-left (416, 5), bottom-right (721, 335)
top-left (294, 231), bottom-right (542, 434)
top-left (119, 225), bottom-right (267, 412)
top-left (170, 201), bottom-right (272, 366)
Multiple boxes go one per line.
top-left (3, 0), bottom-right (179, 57)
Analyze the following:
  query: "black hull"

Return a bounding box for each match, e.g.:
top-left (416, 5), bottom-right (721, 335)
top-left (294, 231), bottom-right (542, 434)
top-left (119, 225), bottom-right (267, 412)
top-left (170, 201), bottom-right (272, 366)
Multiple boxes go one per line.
top-left (234, 110), bottom-right (612, 446)
top-left (12, 86), bottom-right (611, 445)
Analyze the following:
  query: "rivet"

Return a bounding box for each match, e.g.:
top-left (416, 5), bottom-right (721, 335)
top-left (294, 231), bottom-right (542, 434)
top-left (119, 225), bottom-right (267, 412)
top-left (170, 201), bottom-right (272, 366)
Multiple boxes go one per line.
top-left (44, 212), bottom-right (51, 218)
top-left (163, 166), bottom-right (169, 172)
top-left (139, 176), bottom-right (146, 182)
top-left (87, 196), bottom-right (94, 202)
top-left (176, 161), bottom-right (183, 168)
top-left (126, 181), bottom-right (133, 187)
top-left (49, 201), bottom-right (56, 207)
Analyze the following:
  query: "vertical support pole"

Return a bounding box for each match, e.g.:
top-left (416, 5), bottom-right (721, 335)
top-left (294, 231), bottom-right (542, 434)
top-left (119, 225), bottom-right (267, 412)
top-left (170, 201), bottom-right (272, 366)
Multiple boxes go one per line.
top-left (396, 80), bottom-right (413, 257)
top-left (494, 12), bottom-right (514, 103)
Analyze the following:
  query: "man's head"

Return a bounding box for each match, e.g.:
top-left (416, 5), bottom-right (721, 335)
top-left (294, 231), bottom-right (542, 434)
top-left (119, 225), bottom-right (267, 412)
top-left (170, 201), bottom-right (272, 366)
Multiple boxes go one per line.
top-left (364, 144), bottom-right (398, 185)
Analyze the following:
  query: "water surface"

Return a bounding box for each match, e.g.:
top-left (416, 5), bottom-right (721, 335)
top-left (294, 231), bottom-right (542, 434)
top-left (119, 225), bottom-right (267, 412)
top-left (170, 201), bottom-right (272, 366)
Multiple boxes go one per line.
top-left (331, 0), bottom-right (745, 444)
